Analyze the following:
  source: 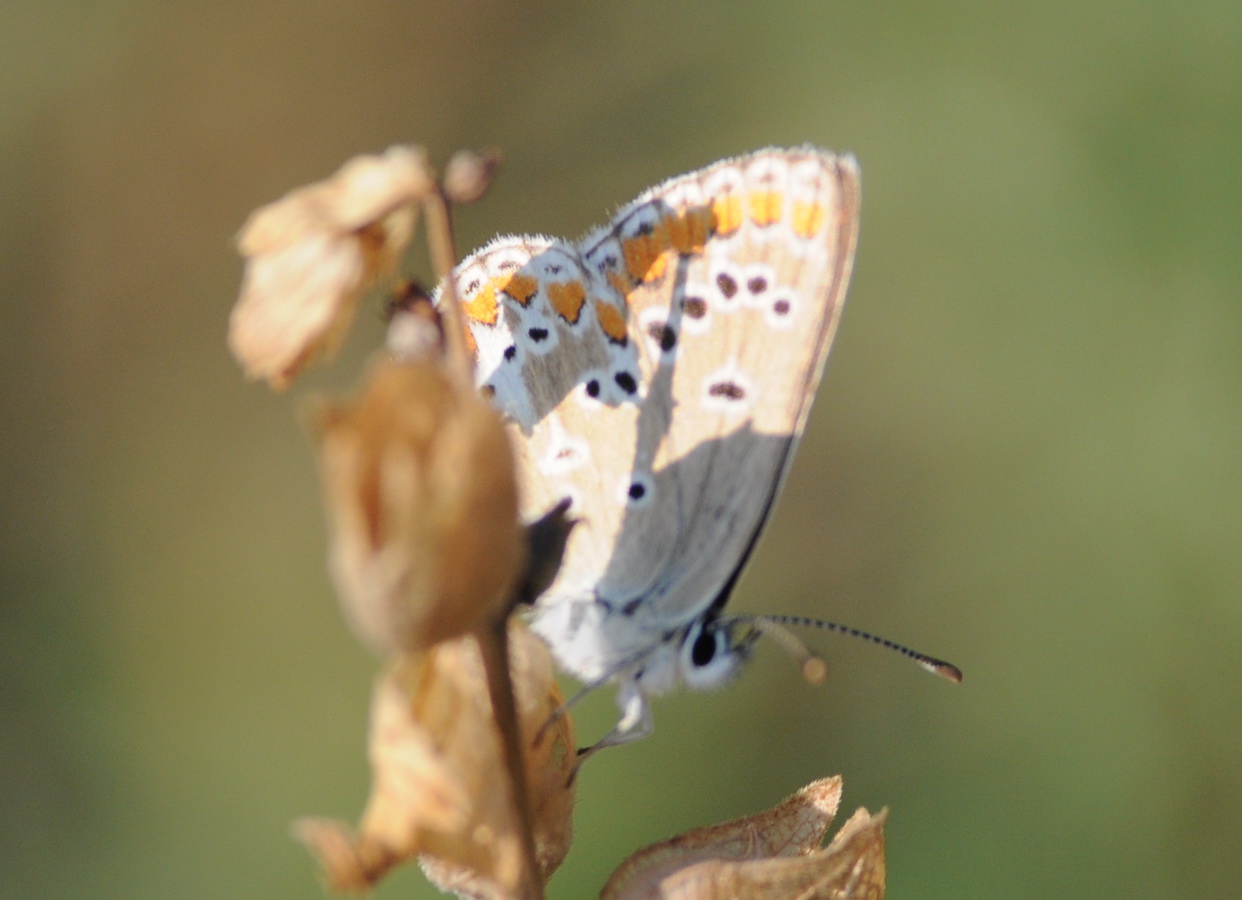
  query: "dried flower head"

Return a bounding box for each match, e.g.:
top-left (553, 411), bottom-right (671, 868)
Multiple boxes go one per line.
top-left (229, 145), bottom-right (435, 389)
top-left (294, 621), bottom-right (576, 896)
top-left (442, 148), bottom-right (503, 205)
top-left (602, 777), bottom-right (886, 900)
top-left (312, 357), bottom-right (524, 655)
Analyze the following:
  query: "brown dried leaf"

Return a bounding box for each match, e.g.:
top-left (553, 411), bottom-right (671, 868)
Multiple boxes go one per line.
top-left (295, 622), bottom-right (576, 896)
top-left (229, 145), bottom-right (434, 389)
top-left (291, 818), bottom-right (397, 895)
top-left (603, 778), bottom-right (886, 900)
top-left (313, 358), bottom-right (524, 656)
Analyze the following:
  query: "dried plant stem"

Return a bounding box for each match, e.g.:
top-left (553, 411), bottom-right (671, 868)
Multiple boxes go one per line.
top-left (421, 189), bottom-right (475, 390)
top-left (426, 182), bottom-right (543, 899)
top-left (474, 615), bottom-right (545, 900)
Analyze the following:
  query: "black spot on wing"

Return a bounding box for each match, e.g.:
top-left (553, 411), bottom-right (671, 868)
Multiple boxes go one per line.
top-left (646, 321), bottom-right (677, 352)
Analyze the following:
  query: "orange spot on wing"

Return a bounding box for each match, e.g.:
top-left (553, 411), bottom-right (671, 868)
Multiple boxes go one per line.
top-left (622, 220), bottom-right (672, 282)
top-left (594, 300), bottom-right (629, 344)
top-left (499, 273), bottom-right (538, 306)
top-left (668, 207), bottom-right (711, 255)
top-left (463, 272), bottom-right (538, 324)
top-left (607, 270), bottom-right (632, 295)
top-left (547, 280), bottom-right (586, 323)
top-left (462, 282), bottom-right (499, 325)
top-left (644, 250), bottom-right (669, 282)
top-left (712, 194), bottom-right (744, 236)
top-left (749, 190), bottom-right (784, 226)
top-left (792, 200), bottom-right (825, 238)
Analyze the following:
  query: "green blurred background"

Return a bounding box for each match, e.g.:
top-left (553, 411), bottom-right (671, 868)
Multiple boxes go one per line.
top-left (4, 2), bottom-right (1240, 897)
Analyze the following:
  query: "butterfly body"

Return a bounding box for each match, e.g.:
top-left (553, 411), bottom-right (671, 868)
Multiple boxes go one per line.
top-left (411, 148), bottom-right (861, 748)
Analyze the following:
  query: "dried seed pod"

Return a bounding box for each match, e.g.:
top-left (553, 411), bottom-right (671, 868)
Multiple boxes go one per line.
top-left (313, 358), bottom-right (524, 654)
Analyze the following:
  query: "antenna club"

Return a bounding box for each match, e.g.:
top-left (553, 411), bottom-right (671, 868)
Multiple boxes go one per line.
top-left (927, 660), bottom-right (964, 683)
top-left (801, 657), bottom-right (829, 686)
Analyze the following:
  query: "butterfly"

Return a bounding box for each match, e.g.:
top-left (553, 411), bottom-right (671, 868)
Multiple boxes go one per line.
top-left (398, 147), bottom-right (958, 754)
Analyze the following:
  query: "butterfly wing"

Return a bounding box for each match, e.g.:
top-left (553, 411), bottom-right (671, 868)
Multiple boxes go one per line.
top-left (574, 148), bottom-right (860, 631)
top-left (433, 148), bottom-right (859, 685)
top-left (439, 233), bottom-right (648, 637)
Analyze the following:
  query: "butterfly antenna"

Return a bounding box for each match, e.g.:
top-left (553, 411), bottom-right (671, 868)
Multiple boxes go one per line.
top-left (733, 616), bottom-right (830, 685)
top-left (741, 614), bottom-right (963, 683)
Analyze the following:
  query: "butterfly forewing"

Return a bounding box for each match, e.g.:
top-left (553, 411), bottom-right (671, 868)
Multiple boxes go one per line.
top-left (591, 150), bottom-right (858, 627)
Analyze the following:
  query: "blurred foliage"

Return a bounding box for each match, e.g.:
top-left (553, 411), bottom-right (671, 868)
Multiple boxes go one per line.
top-left (2, 1), bottom-right (1240, 898)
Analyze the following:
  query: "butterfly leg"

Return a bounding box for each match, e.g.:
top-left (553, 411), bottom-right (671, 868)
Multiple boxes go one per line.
top-left (574, 682), bottom-right (653, 770)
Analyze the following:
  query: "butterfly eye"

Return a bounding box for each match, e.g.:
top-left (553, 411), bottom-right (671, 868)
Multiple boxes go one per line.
top-left (680, 619), bottom-right (747, 691)
top-left (690, 626), bottom-right (719, 667)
